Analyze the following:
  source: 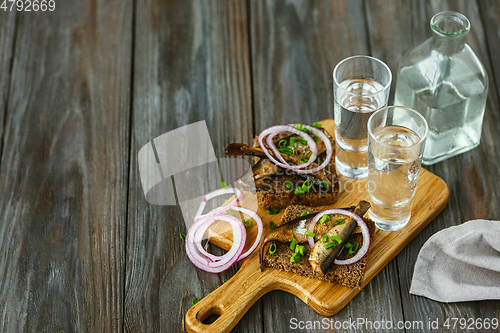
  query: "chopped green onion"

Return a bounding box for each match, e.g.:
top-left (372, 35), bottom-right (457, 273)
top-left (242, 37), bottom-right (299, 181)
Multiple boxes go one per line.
top-left (320, 215), bottom-right (330, 224)
top-left (290, 253), bottom-right (300, 263)
top-left (290, 238), bottom-right (297, 251)
top-left (223, 279), bottom-right (229, 283)
top-left (299, 157), bottom-right (309, 164)
top-left (306, 150), bottom-right (312, 158)
top-left (294, 187), bottom-right (305, 195)
top-left (322, 179), bottom-right (329, 189)
top-left (322, 234), bottom-right (328, 242)
top-left (290, 137), bottom-right (296, 146)
top-left (278, 139), bottom-right (287, 148)
top-left (304, 231), bottom-right (315, 237)
top-left (266, 208), bottom-right (279, 214)
top-left (303, 128), bottom-right (312, 135)
top-left (294, 122), bottom-right (303, 131)
top-left (324, 242), bottom-right (337, 249)
top-left (285, 181), bottom-right (292, 190)
top-left (221, 181), bottom-right (227, 188)
top-left (192, 298), bottom-right (200, 306)
top-left (330, 235), bottom-right (342, 244)
top-left (313, 135), bottom-right (319, 142)
top-left (279, 147), bottom-right (293, 155)
top-left (302, 179), bottom-right (312, 189)
top-left (336, 218), bottom-right (345, 225)
top-left (269, 221), bottom-right (276, 230)
top-left (348, 243), bottom-right (359, 255)
top-left (344, 206), bottom-right (352, 210)
top-left (312, 122), bottom-right (322, 128)
top-left (269, 242), bottom-right (277, 255)
top-left (345, 242), bottom-right (353, 249)
top-left (300, 210), bottom-right (309, 217)
top-left (297, 138), bottom-right (307, 145)
top-left (296, 245), bottom-right (305, 256)
top-left (180, 233), bottom-right (186, 241)
top-left (243, 219), bottom-right (251, 227)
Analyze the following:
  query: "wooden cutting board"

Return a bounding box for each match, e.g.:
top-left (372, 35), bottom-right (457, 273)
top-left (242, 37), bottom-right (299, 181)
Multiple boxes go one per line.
top-left (185, 119), bottom-right (449, 333)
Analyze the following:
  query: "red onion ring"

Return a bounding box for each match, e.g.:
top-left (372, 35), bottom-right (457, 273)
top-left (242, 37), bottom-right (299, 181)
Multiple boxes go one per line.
top-left (257, 123), bottom-right (333, 174)
top-left (193, 207), bottom-right (262, 262)
top-left (258, 125), bottom-right (317, 169)
top-left (306, 209), bottom-right (370, 265)
top-left (185, 214), bottom-right (246, 273)
top-left (231, 207), bottom-right (263, 261)
top-left (193, 187), bottom-right (242, 223)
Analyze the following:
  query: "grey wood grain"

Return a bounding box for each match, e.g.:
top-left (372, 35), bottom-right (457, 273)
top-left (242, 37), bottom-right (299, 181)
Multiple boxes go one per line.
top-left (124, 0), bottom-right (257, 332)
top-left (0, 2), bottom-right (132, 332)
top-left (366, 1), bottom-right (500, 332)
top-left (0, 10), bottom-right (16, 151)
top-left (250, 1), bottom-right (405, 332)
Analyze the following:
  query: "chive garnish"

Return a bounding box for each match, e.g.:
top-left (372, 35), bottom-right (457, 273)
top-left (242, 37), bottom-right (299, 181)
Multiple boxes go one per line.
top-left (266, 208), bottom-right (279, 215)
top-left (221, 181), bottom-right (227, 188)
top-left (269, 221), bottom-right (276, 230)
top-left (290, 238), bottom-right (297, 251)
top-left (330, 235), bottom-right (342, 244)
top-left (269, 243), bottom-right (277, 255)
top-left (180, 233), bottom-right (186, 241)
top-left (192, 298), bottom-right (200, 306)
top-left (300, 210), bottom-right (309, 217)
top-left (243, 219), bottom-right (251, 227)
top-left (290, 253), bottom-right (300, 263)
top-left (285, 182), bottom-right (292, 190)
top-left (312, 122), bottom-right (322, 128)
top-left (348, 243), bottom-right (359, 255)
top-left (324, 242), bottom-right (337, 249)
top-left (336, 218), bottom-right (345, 225)
top-left (294, 122), bottom-right (303, 131)
top-left (278, 139), bottom-right (287, 148)
top-left (320, 215), bottom-right (330, 224)
top-left (322, 179), bottom-right (329, 189)
top-left (322, 235), bottom-right (328, 242)
top-left (294, 187), bottom-right (305, 195)
top-left (297, 138), bottom-right (307, 145)
top-left (290, 137), bottom-right (296, 146)
top-left (304, 231), bottom-right (315, 237)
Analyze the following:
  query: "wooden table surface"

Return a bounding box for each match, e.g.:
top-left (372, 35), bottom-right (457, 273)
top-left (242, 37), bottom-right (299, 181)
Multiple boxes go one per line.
top-left (0, 1), bottom-right (499, 332)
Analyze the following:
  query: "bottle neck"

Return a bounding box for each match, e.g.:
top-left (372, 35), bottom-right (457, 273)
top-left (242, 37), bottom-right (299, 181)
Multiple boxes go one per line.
top-left (431, 34), bottom-right (465, 55)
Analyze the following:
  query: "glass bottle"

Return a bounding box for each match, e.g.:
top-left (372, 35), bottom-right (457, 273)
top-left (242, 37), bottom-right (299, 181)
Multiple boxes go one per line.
top-left (394, 11), bottom-right (488, 165)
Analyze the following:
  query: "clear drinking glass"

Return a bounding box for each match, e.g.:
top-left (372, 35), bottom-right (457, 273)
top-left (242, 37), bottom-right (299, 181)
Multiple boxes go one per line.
top-left (333, 55), bottom-right (392, 179)
top-left (367, 106), bottom-right (428, 231)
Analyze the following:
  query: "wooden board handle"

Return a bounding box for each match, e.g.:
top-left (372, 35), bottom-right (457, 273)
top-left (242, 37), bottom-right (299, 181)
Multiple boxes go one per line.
top-left (185, 259), bottom-right (273, 333)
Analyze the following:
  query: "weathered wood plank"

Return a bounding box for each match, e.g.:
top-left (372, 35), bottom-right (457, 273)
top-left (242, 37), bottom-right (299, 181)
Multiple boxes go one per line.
top-left (0, 10), bottom-right (16, 150)
top-left (125, 1), bottom-right (256, 332)
top-left (0, 2), bottom-right (132, 332)
top-left (366, 1), bottom-right (500, 332)
top-left (250, 1), bottom-right (405, 331)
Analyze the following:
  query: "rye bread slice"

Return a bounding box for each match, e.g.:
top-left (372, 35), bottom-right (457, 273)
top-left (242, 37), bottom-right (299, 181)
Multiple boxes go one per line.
top-left (252, 134), bottom-right (339, 210)
top-left (262, 204), bottom-right (375, 289)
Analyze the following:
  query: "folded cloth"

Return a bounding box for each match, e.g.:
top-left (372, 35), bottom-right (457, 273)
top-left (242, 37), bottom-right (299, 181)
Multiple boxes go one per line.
top-left (410, 220), bottom-right (500, 302)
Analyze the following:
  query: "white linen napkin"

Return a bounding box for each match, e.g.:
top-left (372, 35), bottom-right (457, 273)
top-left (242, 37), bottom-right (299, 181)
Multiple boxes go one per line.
top-left (410, 220), bottom-right (500, 302)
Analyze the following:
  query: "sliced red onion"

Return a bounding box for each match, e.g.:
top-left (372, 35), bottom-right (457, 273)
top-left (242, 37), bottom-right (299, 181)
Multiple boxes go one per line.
top-left (193, 187), bottom-right (242, 223)
top-left (285, 123), bottom-right (333, 174)
top-left (258, 125), bottom-right (317, 170)
top-left (231, 207), bottom-right (263, 261)
top-left (257, 123), bottom-right (333, 175)
top-left (306, 209), bottom-right (370, 265)
top-left (185, 214), bottom-right (246, 273)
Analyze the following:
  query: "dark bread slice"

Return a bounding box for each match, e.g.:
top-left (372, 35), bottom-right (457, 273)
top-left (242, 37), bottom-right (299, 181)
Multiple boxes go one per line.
top-left (263, 205), bottom-right (375, 289)
top-left (252, 135), bottom-right (339, 209)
